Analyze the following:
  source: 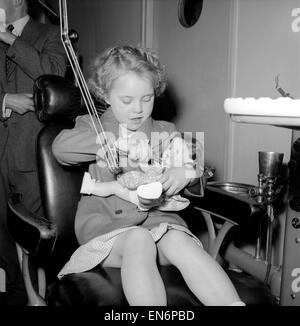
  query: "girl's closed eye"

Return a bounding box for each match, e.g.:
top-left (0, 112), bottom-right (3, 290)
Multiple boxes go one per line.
top-left (143, 95), bottom-right (154, 102)
top-left (121, 97), bottom-right (133, 104)
top-left (120, 95), bottom-right (153, 104)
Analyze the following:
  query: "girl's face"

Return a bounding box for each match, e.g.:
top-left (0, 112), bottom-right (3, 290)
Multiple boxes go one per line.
top-left (105, 72), bottom-right (155, 131)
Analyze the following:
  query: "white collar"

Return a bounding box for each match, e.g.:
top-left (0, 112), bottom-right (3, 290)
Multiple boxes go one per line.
top-left (6, 14), bottom-right (30, 36)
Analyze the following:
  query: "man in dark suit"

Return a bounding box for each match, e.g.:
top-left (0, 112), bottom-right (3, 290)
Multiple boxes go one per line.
top-left (0, 0), bottom-right (67, 305)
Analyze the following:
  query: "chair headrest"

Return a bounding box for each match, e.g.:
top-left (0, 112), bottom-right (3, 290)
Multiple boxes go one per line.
top-left (33, 74), bottom-right (84, 123)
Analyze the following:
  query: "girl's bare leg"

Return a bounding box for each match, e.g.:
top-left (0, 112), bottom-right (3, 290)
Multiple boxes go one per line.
top-left (103, 228), bottom-right (167, 306)
top-left (157, 229), bottom-right (243, 306)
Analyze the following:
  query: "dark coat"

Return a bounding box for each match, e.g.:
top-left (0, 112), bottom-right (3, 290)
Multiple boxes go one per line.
top-left (0, 17), bottom-right (67, 213)
top-left (0, 18), bottom-right (67, 173)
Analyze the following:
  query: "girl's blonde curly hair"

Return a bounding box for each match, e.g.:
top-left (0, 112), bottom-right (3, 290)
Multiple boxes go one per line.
top-left (87, 45), bottom-right (167, 103)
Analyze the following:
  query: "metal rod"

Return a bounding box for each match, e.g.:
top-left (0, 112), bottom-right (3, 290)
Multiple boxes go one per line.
top-left (59, 0), bottom-right (121, 174)
top-left (255, 226), bottom-right (262, 260)
top-left (264, 204), bottom-right (274, 284)
top-left (223, 242), bottom-right (281, 298)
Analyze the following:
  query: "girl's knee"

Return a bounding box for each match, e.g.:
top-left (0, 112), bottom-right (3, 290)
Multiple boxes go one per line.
top-left (158, 230), bottom-right (198, 260)
top-left (123, 228), bottom-right (156, 254)
top-left (161, 229), bottom-right (191, 247)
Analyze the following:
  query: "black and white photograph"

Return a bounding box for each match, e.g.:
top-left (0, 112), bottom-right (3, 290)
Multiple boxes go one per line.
top-left (0, 0), bottom-right (299, 315)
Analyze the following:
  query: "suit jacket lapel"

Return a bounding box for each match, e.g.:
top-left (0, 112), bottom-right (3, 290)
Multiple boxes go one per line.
top-left (6, 53), bottom-right (16, 81)
top-left (19, 18), bottom-right (40, 44)
top-left (6, 18), bottom-right (39, 80)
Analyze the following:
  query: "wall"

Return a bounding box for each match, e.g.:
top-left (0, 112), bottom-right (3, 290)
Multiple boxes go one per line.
top-left (226, 0), bottom-right (299, 185)
top-left (66, 0), bottom-right (143, 75)
top-left (152, 0), bottom-right (232, 180)
top-left (226, 0), bottom-right (300, 265)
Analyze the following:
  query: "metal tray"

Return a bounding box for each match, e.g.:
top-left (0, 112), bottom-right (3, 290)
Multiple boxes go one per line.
top-left (207, 182), bottom-right (255, 197)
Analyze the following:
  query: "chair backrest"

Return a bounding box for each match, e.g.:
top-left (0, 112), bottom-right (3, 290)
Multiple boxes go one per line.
top-left (37, 121), bottom-right (86, 273)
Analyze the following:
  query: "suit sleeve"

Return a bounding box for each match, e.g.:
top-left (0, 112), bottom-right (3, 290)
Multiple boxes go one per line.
top-left (6, 25), bottom-right (67, 79)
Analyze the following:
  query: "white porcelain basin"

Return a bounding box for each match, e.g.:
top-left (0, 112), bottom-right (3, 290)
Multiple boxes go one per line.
top-left (224, 97), bottom-right (300, 128)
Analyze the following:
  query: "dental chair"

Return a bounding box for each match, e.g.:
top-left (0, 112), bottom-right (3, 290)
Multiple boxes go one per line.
top-left (7, 75), bottom-right (275, 306)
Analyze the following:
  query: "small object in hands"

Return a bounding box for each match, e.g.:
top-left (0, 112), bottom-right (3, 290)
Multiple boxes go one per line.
top-left (117, 166), bottom-right (162, 190)
top-left (117, 170), bottom-right (148, 190)
top-left (137, 181), bottom-right (163, 200)
top-left (143, 165), bottom-right (164, 183)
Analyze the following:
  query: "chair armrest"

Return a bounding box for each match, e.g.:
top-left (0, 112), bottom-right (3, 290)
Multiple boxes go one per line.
top-left (186, 185), bottom-right (263, 226)
top-left (7, 194), bottom-right (58, 261)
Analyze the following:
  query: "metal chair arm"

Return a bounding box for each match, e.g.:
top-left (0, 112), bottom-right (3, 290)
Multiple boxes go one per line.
top-left (185, 185), bottom-right (263, 226)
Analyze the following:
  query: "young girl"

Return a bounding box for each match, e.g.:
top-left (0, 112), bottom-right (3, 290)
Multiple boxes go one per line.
top-left (52, 45), bottom-right (245, 306)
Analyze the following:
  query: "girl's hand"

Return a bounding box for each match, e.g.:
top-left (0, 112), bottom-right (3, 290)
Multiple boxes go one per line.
top-left (159, 166), bottom-right (197, 197)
